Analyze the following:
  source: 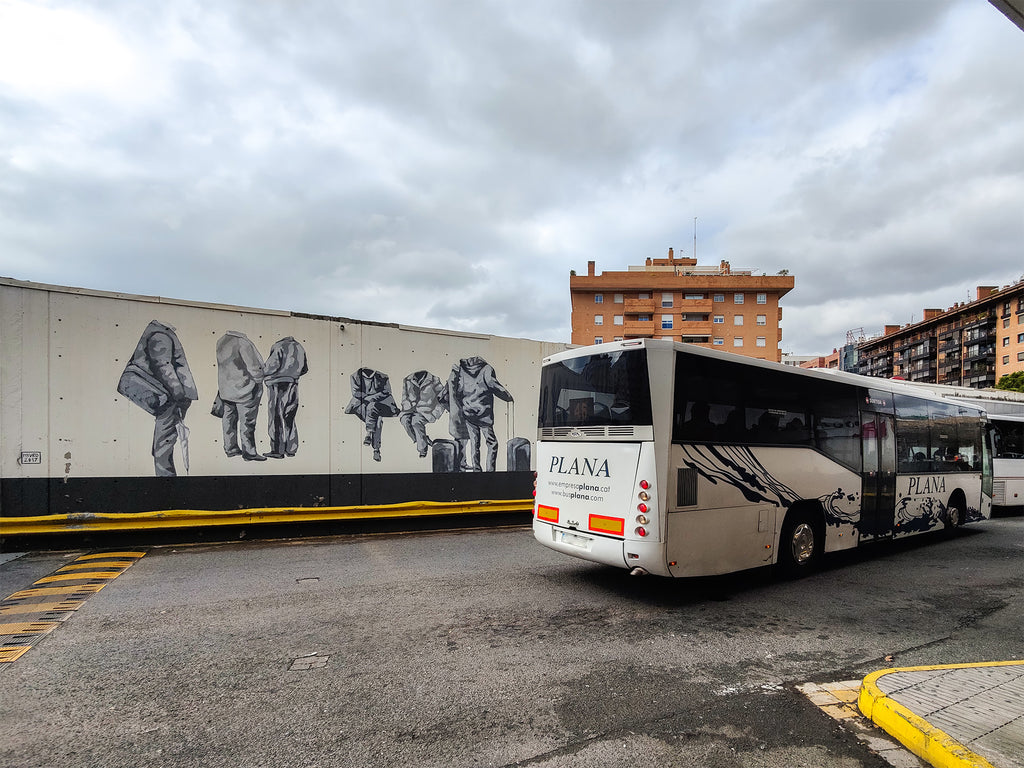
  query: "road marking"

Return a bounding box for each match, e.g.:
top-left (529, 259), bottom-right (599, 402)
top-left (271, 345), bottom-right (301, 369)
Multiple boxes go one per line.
top-left (0, 550), bottom-right (146, 664)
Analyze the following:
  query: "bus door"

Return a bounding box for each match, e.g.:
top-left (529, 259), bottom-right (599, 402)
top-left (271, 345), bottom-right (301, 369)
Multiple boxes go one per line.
top-left (860, 410), bottom-right (896, 540)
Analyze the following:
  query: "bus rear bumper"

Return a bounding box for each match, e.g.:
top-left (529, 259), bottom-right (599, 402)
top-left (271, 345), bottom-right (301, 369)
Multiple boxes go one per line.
top-left (533, 519), bottom-right (628, 569)
top-left (532, 519), bottom-right (669, 574)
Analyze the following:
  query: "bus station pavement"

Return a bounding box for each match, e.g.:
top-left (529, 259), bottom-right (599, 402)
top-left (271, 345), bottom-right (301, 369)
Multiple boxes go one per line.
top-left (801, 661), bottom-right (1024, 768)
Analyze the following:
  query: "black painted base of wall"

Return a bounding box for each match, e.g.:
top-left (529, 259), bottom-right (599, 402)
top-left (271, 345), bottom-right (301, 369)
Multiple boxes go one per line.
top-left (1, 472), bottom-right (534, 517)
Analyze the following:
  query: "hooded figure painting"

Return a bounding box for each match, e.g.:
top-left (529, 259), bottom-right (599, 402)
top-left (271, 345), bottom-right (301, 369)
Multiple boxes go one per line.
top-left (448, 356), bottom-right (513, 472)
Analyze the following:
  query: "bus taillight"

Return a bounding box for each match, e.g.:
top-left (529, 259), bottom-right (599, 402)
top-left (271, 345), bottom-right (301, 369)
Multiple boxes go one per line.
top-left (639, 480), bottom-right (650, 490)
top-left (635, 526), bottom-right (648, 537)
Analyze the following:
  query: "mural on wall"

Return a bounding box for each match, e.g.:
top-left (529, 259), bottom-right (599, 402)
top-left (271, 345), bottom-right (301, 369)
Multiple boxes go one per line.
top-left (263, 336), bottom-right (308, 459)
top-left (116, 320), bottom-right (199, 477)
top-left (344, 368), bottom-right (400, 462)
top-left (215, 331), bottom-right (267, 461)
top-left (448, 356), bottom-right (514, 472)
top-left (117, 322), bottom-right (531, 476)
top-left (400, 370), bottom-right (448, 458)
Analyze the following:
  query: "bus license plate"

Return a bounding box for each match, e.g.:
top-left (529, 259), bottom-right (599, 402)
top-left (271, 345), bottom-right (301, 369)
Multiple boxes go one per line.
top-left (559, 530), bottom-right (591, 549)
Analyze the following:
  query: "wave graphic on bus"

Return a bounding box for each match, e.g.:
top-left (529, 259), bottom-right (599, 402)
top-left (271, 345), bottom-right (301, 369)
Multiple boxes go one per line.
top-left (679, 443), bottom-right (860, 528)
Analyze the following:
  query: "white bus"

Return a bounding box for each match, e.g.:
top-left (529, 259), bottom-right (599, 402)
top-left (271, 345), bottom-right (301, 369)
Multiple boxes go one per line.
top-left (991, 414), bottom-right (1024, 511)
top-left (532, 339), bottom-right (993, 578)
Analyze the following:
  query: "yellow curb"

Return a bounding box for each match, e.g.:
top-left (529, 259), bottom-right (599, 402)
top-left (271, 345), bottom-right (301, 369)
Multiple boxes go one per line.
top-left (0, 499), bottom-right (534, 536)
top-left (859, 661), bottom-right (1024, 768)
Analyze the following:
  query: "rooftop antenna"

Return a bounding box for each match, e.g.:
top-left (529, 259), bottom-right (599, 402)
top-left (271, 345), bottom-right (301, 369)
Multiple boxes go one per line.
top-left (693, 216), bottom-right (697, 262)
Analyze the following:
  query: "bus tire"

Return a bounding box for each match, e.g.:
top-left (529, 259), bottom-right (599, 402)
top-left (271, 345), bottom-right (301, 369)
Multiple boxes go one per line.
top-left (943, 490), bottom-right (966, 531)
top-left (778, 504), bottom-right (824, 577)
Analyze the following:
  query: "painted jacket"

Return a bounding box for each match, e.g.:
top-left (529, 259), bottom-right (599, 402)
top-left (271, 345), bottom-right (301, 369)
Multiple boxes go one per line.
top-left (129, 320), bottom-right (198, 403)
top-left (344, 368), bottom-right (399, 417)
top-left (264, 337), bottom-right (308, 386)
top-left (216, 331), bottom-right (265, 402)
top-left (401, 371), bottom-right (448, 422)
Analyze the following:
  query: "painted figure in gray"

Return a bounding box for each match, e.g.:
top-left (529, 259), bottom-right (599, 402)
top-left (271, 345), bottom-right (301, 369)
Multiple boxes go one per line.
top-left (117, 320), bottom-right (198, 477)
top-left (400, 370), bottom-right (448, 457)
top-left (345, 368), bottom-right (399, 462)
top-left (263, 336), bottom-right (308, 458)
top-left (216, 330), bottom-right (266, 461)
top-left (448, 356), bottom-right (513, 472)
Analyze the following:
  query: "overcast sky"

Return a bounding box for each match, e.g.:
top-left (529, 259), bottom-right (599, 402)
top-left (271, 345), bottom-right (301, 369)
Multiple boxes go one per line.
top-left (2, 0), bottom-right (1022, 355)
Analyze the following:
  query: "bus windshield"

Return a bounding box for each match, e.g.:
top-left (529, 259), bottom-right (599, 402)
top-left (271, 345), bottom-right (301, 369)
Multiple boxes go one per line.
top-left (537, 348), bottom-right (653, 428)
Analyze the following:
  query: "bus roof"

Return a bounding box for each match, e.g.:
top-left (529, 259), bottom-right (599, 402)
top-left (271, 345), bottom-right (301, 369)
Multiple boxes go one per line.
top-left (541, 339), bottom-right (991, 412)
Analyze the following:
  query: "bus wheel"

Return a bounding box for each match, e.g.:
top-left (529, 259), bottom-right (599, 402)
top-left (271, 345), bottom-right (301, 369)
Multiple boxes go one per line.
top-left (943, 491), bottom-right (966, 531)
top-left (778, 506), bottom-right (823, 577)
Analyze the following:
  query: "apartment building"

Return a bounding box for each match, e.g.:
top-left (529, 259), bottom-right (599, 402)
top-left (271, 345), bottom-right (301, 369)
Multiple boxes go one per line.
top-left (855, 279), bottom-right (1024, 387)
top-left (569, 250), bottom-right (795, 362)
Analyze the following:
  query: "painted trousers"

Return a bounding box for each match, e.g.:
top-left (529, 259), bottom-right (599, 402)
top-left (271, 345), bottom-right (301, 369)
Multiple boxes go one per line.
top-left (465, 422), bottom-right (498, 472)
top-left (222, 390), bottom-right (262, 457)
top-left (267, 381), bottom-right (299, 456)
top-left (152, 400), bottom-right (189, 477)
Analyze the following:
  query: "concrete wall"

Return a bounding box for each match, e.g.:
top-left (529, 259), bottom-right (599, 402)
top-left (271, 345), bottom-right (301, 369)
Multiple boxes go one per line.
top-left (1, 278), bottom-right (569, 517)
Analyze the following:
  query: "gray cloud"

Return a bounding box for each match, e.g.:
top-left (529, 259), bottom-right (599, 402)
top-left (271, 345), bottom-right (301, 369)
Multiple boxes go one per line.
top-left (1, 0), bottom-right (1023, 355)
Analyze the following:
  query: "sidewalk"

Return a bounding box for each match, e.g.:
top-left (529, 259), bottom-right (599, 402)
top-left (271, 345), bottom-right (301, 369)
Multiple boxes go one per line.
top-left (858, 661), bottom-right (1024, 768)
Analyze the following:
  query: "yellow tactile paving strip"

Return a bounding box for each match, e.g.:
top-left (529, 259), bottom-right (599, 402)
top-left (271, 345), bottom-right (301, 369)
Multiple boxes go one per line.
top-left (0, 550), bottom-right (146, 664)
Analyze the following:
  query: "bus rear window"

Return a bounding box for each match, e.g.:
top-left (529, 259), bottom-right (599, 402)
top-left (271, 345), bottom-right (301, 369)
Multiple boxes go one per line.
top-left (538, 349), bottom-right (653, 428)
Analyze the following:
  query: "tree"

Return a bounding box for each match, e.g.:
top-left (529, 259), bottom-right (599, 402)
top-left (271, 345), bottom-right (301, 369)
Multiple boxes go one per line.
top-left (995, 371), bottom-right (1024, 392)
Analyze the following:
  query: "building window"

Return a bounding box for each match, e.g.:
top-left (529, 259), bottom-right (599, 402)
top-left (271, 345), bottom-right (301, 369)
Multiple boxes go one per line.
top-left (714, 294), bottom-right (725, 303)
top-left (713, 338), bottom-right (724, 346)
top-left (639, 293), bottom-right (650, 300)
top-left (594, 337), bottom-right (603, 344)
top-left (1019, 352), bottom-right (1024, 361)
top-left (613, 315), bottom-right (623, 325)
top-left (1003, 337), bottom-right (1010, 346)
top-left (734, 315), bottom-right (744, 326)
top-left (684, 293), bottom-right (704, 301)
top-left (614, 293), bottom-right (623, 303)
top-left (661, 315), bottom-right (673, 329)
top-left (756, 314), bottom-right (767, 326)
top-left (594, 294), bottom-right (604, 304)
top-left (1018, 333), bottom-right (1024, 343)
top-left (757, 293), bottom-right (767, 304)
top-left (638, 314), bottom-right (650, 322)
top-left (713, 315), bottom-right (725, 324)
top-left (595, 315), bottom-right (604, 325)
top-left (756, 337), bottom-right (766, 348)
top-left (1004, 317), bottom-right (1010, 328)
top-left (613, 336), bottom-right (623, 342)
top-left (733, 337), bottom-right (743, 347)
top-left (734, 293), bottom-right (745, 304)
top-left (1004, 355), bottom-right (1010, 365)
top-left (662, 292), bottom-right (674, 307)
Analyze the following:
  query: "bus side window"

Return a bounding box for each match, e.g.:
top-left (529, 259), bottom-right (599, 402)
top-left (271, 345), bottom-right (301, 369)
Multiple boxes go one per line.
top-left (682, 400), bottom-right (715, 441)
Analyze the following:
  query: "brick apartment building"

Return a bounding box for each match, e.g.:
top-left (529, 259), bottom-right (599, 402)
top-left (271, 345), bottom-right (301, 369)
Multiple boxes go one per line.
top-left (852, 279), bottom-right (1024, 387)
top-left (569, 250), bottom-right (795, 362)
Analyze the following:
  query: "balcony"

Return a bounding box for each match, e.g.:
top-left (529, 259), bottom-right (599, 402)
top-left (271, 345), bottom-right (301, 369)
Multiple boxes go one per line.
top-left (622, 319), bottom-right (657, 337)
top-left (677, 320), bottom-right (714, 338)
top-left (964, 345), bottom-right (996, 363)
top-left (678, 298), bottom-right (714, 314)
top-left (623, 298), bottom-right (659, 314)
